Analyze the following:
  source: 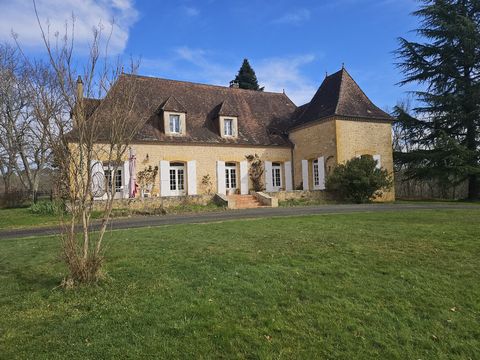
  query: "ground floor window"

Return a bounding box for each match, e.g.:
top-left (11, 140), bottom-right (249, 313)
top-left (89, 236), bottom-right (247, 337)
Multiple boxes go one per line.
top-left (104, 166), bottom-right (122, 193)
top-left (225, 162), bottom-right (237, 190)
top-left (313, 159), bottom-right (320, 188)
top-left (272, 162), bottom-right (282, 190)
top-left (169, 162), bottom-right (185, 195)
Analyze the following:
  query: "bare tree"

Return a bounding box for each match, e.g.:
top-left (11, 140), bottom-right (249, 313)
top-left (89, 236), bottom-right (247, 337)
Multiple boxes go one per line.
top-left (17, 3), bottom-right (149, 285)
top-left (0, 44), bottom-right (25, 196)
top-left (0, 43), bottom-right (53, 203)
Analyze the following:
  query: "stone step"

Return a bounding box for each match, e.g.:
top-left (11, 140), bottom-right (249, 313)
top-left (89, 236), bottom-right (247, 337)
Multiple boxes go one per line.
top-left (227, 195), bottom-right (263, 209)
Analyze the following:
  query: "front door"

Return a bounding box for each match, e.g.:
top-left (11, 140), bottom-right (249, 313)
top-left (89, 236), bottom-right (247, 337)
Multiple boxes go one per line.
top-left (225, 163), bottom-right (237, 192)
top-left (169, 163), bottom-right (185, 196)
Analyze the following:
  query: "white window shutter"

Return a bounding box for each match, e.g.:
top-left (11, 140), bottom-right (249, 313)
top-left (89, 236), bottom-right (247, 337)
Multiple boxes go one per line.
top-left (284, 161), bottom-right (293, 191)
top-left (302, 160), bottom-right (309, 191)
top-left (187, 160), bottom-right (197, 195)
top-left (264, 161), bottom-right (273, 192)
top-left (240, 161), bottom-right (248, 195)
top-left (318, 156), bottom-right (325, 190)
top-left (123, 160), bottom-right (130, 198)
top-left (217, 161), bottom-right (226, 195)
top-left (373, 154), bottom-right (381, 169)
top-left (160, 160), bottom-right (170, 197)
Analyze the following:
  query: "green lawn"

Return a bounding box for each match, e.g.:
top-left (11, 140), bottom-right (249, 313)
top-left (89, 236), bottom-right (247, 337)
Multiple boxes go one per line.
top-left (0, 207), bottom-right (59, 230)
top-left (0, 202), bottom-right (224, 230)
top-left (1, 210), bottom-right (479, 359)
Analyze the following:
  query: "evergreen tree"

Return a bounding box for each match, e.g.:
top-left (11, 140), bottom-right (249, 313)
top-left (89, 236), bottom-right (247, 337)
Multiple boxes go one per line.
top-left (232, 59), bottom-right (264, 91)
top-left (396, 0), bottom-right (480, 199)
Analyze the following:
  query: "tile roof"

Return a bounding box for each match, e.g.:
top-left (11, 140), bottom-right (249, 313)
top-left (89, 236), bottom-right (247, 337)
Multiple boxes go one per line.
top-left (160, 96), bottom-right (186, 113)
top-left (90, 74), bottom-right (297, 146)
top-left (83, 68), bottom-right (391, 146)
top-left (291, 68), bottom-right (392, 128)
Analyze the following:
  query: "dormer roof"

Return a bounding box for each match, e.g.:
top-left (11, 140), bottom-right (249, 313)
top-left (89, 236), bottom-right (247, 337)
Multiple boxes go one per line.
top-left (161, 95), bottom-right (186, 113)
top-left (217, 99), bottom-right (238, 117)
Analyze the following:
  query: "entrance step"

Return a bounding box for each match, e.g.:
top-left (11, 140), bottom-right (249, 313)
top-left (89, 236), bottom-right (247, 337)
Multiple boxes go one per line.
top-left (227, 195), bottom-right (264, 209)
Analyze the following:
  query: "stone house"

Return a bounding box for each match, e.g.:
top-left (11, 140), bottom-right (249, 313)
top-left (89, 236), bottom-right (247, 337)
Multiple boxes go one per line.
top-left (84, 67), bottom-right (395, 204)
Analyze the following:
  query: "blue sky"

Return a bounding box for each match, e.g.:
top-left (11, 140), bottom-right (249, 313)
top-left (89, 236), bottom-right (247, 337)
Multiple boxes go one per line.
top-left (0, 0), bottom-right (421, 108)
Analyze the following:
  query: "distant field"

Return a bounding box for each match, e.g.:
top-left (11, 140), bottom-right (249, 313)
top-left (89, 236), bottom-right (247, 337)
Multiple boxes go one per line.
top-left (0, 210), bottom-right (479, 359)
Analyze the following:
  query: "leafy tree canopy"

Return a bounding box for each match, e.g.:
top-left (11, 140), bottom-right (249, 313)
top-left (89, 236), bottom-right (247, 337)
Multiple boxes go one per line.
top-left (231, 59), bottom-right (264, 91)
top-left (395, 0), bottom-right (480, 199)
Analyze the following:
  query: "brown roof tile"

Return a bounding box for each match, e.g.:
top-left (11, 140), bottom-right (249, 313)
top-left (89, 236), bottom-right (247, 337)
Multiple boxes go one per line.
top-left (92, 74), bottom-right (297, 146)
top-left (291, 68), bottom-right (392, 128)
top-left (160, 96), bottom-right (186, 113)
top-left (83, 68), bottom-right (390, 146)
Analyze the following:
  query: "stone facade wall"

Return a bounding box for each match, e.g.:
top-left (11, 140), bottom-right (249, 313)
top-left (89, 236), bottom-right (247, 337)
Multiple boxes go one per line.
top-left (266, 190), bottom-right (332, 202)
top-left (95, 143), bottom-right (292, 196)
top-left (289, 118), bottom-right (337, 189)
top-left (92, 194), bottom-right (215, 212)
top-left (335, 117), bottom-right (395, 201)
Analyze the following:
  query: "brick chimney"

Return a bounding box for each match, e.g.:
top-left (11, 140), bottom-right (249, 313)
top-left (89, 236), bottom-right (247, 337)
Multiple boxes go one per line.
top-left (73, 75), bottom-right (84, 128)
top-left (229, 80), bottom-right (239, 88)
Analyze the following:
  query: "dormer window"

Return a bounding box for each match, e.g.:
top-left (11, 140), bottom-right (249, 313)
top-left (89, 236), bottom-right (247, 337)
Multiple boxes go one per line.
top-left (219, 116), bottom-right (238, 138)
top-left (169, 114), bottom-right (181, 133)
top-left (224, 118), bottom-right (233, 136)
top-left (161, 96), bottom-right (187, 136)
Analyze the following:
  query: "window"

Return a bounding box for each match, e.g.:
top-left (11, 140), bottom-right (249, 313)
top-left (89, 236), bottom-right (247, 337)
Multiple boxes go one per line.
top-left (224, 119), bottom-right (233, 136)
top-left (169, 162), bottom-right (185, 195)
top-left (104, 167), bottom-right (122, 193)
top-left (225, 162), bottom-right (237, 189)
top-left (169, 114), bottom-right (180, 133)
top-left (272, 162), bottom-right (282, 189)
top-left (313, 160), bottom-right (320, 187)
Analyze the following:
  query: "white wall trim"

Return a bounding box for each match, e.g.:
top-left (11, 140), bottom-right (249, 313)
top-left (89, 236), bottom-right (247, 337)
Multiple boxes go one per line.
top-left (301, 160), bottom-right (309, 191)
top-left (187, 160), bottom-right (197, 195)
top-left (265, 161), bottom-right (273, 192)
top-left (284, 161), bottom-right (293, 191)
top-left (317, 156), bottom-right (325, 190)
top-left (160, 160), bottom-right (170, 197)
top-left (122, 160), bottom-right (130, 199)
top-left (216, 160), bottom-right (226, 195)
top-left (240, 160), bottom-right (248, 195)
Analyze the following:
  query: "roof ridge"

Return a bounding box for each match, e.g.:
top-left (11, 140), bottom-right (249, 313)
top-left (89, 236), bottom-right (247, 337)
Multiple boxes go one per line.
top-left (121, 73), bottom-right (287, 97)
top-left (333, 68), bottom-right (347, 115)
top-left (335, 68), bottom-right (390, 118)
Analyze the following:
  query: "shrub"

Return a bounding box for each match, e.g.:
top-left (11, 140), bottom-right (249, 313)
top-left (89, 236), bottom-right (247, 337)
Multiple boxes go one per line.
top-left (326, 156), bottom-right (392, 203)
top-left (29, 200), bottom-right (65, 216)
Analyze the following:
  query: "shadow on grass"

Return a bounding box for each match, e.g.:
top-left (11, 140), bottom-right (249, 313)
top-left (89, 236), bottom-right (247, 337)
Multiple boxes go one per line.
top-left (0, 261), bottom-right (62, 290)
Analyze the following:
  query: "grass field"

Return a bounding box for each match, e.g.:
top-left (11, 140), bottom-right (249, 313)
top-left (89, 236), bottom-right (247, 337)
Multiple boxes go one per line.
top-left (0, 207), bottom-right (60, 230)
top-left (0, 202), bottom-right (224, 230)
top-left (0, 210), bottom-right (479, 359)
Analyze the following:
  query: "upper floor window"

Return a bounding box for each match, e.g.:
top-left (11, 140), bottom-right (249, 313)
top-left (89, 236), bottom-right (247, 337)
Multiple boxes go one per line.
top-left (224, 119), bottom-right (233, 136)
top-left (169, 114), bottom-right (180, 133)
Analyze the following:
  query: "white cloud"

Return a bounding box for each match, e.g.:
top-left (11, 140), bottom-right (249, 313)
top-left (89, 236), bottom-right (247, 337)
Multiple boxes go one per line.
top-left (257, 55), bottom-right (317, 105)
top-left (0, 0), bottom-right (139, 54)
top-left (142, 47), bottom-right (318, 106)
top-left (272, 9), bottom-right (310, 25)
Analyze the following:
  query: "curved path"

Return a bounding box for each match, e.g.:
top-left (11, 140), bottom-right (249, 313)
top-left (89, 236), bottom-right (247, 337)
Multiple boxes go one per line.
top-left (0, 203), bottom-right (477, 240)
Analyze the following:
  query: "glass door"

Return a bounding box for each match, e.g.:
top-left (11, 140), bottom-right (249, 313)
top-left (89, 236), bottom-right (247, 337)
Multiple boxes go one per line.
top-left (271, 162), bottom-right (282, 191)
top-left (225, 163), bottom-right (237, 192)
top-left (169, 162), bottom-right (185, 196)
